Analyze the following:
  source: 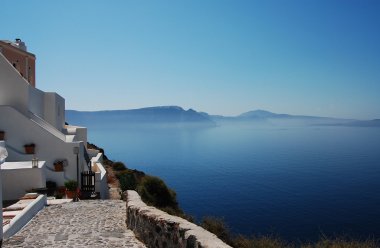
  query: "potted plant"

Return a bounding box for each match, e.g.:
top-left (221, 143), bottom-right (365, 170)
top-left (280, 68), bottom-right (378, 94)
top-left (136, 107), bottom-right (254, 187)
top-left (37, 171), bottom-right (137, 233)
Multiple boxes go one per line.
top-left (0, 131), bottom-right (5, 140)
top-left (64, 180), bottom-right (78, 199)
top-left (24, 143), bottom-right (36, 154)
top-left (53, 160), bottom-right (64, 171)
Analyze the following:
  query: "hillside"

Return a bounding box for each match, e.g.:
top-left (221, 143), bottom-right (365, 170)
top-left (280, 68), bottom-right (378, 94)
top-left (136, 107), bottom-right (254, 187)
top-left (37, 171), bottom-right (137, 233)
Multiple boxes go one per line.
top-left (210, 109), bottom-right (357, 126)
top-left (66, 107), bottom-right (378, 127)
top-left (327, 119), bottom-right (380, 127)
top-left (66, 106), bottom-right (216, 127)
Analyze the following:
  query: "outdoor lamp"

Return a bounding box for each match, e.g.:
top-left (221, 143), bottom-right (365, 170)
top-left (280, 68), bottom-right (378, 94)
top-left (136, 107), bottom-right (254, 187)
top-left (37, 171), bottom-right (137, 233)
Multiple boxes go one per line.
top-left (32, 157), bottom-right (39, 168)
top-left (73, 147), bottom-right (80, 202)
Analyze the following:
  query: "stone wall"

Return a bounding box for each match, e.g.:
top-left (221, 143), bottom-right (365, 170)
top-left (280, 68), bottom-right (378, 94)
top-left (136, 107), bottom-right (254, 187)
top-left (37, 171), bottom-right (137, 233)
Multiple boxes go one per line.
top-left (125, 190), bottom-right (232, 248)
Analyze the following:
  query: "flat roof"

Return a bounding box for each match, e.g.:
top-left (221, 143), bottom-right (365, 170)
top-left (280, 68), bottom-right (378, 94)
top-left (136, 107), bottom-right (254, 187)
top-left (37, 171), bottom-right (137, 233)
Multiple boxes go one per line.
top-left (2, 161), bottom-right (46, 169)
top-left (0, 40), bottom-right (36, 57)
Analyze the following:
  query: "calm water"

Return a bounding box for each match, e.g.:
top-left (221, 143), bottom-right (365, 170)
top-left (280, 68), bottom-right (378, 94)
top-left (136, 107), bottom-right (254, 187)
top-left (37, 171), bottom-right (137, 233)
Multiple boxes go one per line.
top-left (85, 122), bottom-right (380, 241)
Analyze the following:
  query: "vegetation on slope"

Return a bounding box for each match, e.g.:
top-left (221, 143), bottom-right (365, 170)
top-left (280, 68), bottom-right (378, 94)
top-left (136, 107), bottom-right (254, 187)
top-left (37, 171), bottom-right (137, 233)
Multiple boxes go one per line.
top-left (199, 216), bottom-right (379, 248)
top-left (88, 142), bottom-right (188, 218)
top-left (114, 163), bottom-right (191, 218)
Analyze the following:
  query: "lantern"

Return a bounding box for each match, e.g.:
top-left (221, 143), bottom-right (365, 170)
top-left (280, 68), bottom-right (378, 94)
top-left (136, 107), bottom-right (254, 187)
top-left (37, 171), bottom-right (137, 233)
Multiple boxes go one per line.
top-left (32, 157), bottom-right (39, 168)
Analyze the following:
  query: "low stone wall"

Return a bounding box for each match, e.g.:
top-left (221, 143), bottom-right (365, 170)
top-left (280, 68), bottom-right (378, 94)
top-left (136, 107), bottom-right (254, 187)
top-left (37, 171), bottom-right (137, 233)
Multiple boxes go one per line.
top-left (125, 190), bottom-right (232, 248)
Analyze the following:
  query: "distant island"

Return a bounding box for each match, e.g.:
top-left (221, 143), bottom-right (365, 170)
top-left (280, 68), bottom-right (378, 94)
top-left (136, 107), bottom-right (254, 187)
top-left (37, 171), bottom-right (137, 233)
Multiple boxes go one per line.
top-left (66, 106), bottom-right (380, 127)
top-left (66, 106), bottom-right (216, 127)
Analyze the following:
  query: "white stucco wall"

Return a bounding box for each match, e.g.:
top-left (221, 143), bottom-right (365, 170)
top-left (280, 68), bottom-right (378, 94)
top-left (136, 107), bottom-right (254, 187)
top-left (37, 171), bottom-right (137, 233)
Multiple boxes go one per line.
top-left (44, 92), bottom-right (65, 130)
top-left (0, 106), bottom-right (86, 187)
top-left (28, 86), bottom-right (45, 118)
top-left (91, 152), bottom-right (108, 199)
top-left (0, 141), bottom-right (5, 242)
top-left (1, 49), bottom-right (90, 193)
top-left (73, 126), bottom-right (87, 145)
top-left (0, 53), bottom-right (65, 131)
top-left (87, 149), bottom-right (99, 158)
top-left (94, 162), bottom-right (108, 199)
top-left (0, 53), bottom-right (29, 116)
top-left (1, 161), bottom-right (46, 201)
top-left (5, 143), bottom-right (35, 162)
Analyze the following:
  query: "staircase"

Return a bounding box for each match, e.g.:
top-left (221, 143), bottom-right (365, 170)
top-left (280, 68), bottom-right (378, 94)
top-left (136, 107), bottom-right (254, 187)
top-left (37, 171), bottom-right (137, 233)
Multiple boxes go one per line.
top-left (28, 111), bottom-right (67, 142)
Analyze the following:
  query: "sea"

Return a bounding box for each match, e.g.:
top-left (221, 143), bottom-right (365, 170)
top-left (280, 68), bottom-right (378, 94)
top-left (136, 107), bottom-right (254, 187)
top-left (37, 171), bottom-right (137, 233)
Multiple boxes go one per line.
top-left (81, 121), bottom-right (380, 242)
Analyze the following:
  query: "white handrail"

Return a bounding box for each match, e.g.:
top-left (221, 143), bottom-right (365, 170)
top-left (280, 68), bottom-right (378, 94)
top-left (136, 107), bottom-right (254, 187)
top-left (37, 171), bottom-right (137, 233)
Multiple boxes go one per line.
top-left (28, 111), bottom-right (66, 142)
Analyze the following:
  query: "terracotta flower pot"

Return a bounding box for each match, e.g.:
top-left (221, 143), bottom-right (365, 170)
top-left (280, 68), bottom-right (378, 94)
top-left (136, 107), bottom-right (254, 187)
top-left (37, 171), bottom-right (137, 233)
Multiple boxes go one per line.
top-left (24, 145), bottom-right (35, 154)
top-left (65, 190), bottom-right (76, 199)
top-left (54, 162), bottom-right (64, 171)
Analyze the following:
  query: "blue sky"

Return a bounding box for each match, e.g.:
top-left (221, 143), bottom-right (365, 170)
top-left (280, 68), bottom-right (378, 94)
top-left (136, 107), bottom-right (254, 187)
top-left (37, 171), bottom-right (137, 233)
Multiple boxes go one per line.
top-left (2, 1), bottom-right (380, 119)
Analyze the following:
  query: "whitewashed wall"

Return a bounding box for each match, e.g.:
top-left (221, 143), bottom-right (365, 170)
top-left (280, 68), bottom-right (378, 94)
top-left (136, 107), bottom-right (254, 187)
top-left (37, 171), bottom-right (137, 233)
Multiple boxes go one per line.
top-left (44, 92), bottom-right (65, 130)
top-left (91, 152), bottom-right (108, 199)
top-left (0, 53), bottom-right (65, 131)
top-left (0, 106), bottom-right (86, 186)
top-left (73, 126), bottom-right (87, 145)
top-left (1, 161), bottom-right (46, 201)
top-left (0, 141), bottom-right (5, 243)
top-left (0, 53), bottom-right (29, 116)
top-left (28, 87), bottom-right (45, 118)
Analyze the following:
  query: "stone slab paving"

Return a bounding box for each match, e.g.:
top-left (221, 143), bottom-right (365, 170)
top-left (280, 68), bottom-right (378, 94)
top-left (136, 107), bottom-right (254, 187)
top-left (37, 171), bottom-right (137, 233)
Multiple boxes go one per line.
top-left (3, 200), bottom-right (146, 248)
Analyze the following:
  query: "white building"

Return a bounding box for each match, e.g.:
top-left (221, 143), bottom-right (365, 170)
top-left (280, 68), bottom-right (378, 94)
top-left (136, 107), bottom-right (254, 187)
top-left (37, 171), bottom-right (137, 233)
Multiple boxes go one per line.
top-left (0, 39), bottom-right (108, 200)
top-left (0, 141), bottom-right (6, 245)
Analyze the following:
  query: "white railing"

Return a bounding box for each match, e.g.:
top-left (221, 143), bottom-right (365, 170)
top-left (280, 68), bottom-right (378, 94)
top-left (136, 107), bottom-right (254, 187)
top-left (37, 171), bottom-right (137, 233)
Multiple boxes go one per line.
top-left (28, 111), bottom-right (66, 142)
top-left (90, 152), bottom-right (108, 199)
top-left (93, 161), bottom-right (108, 199)
top-left (3, 195), bottom-right (47, 238)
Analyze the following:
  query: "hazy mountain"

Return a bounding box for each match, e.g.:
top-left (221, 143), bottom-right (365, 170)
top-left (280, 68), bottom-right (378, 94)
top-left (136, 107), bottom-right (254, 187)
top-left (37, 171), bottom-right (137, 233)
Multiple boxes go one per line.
top-left (209, 109), bottom-right (354, 126)
top-left (66, 106), bottom-right (216, 127)
top-left (239, 109), bottom-right (291, 119)
top-left (237, 109), bottom-right (352, 121)
top-left (66, 107), bottom-right (377, 127)
top-left (235, 110), bottom-right (380, 127)
top-left (327, 119), bottom-right (380, 127)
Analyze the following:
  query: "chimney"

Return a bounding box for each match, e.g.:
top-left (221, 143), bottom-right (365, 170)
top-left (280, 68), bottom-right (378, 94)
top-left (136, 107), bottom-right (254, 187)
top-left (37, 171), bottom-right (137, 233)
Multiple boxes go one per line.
top-left (14, 38), bottom-right (27, 51)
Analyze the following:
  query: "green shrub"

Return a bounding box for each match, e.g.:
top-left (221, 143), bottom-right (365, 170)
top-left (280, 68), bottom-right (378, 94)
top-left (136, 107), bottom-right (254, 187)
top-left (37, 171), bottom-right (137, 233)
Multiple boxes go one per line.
top-left (301, 238), bottom-right (379, 248)
top-left (112, 161), bottom-right (126, 171)
top-left (137, 176), bottom-right (179, 209)
top-left (230, 235), bottom-right (378, 248)
top-left (117, 170), bottom-right (137, 191)
top-left (233, 235), bottom-right (289, 248)
top-left (64, 180), bottom-right (77, 191)
top-left (201, 216), bottom-right (232, 245)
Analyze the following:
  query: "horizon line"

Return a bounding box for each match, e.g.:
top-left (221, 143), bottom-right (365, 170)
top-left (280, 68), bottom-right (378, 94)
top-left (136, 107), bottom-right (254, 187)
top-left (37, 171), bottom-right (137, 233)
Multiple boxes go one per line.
top-left (65, 106), bottom-right (377, 121)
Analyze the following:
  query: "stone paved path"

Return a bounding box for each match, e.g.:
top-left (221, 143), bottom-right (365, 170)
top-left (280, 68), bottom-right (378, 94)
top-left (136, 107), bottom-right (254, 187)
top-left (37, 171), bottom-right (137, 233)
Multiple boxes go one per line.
top-left (3, 200), bottom-right (146, 248)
